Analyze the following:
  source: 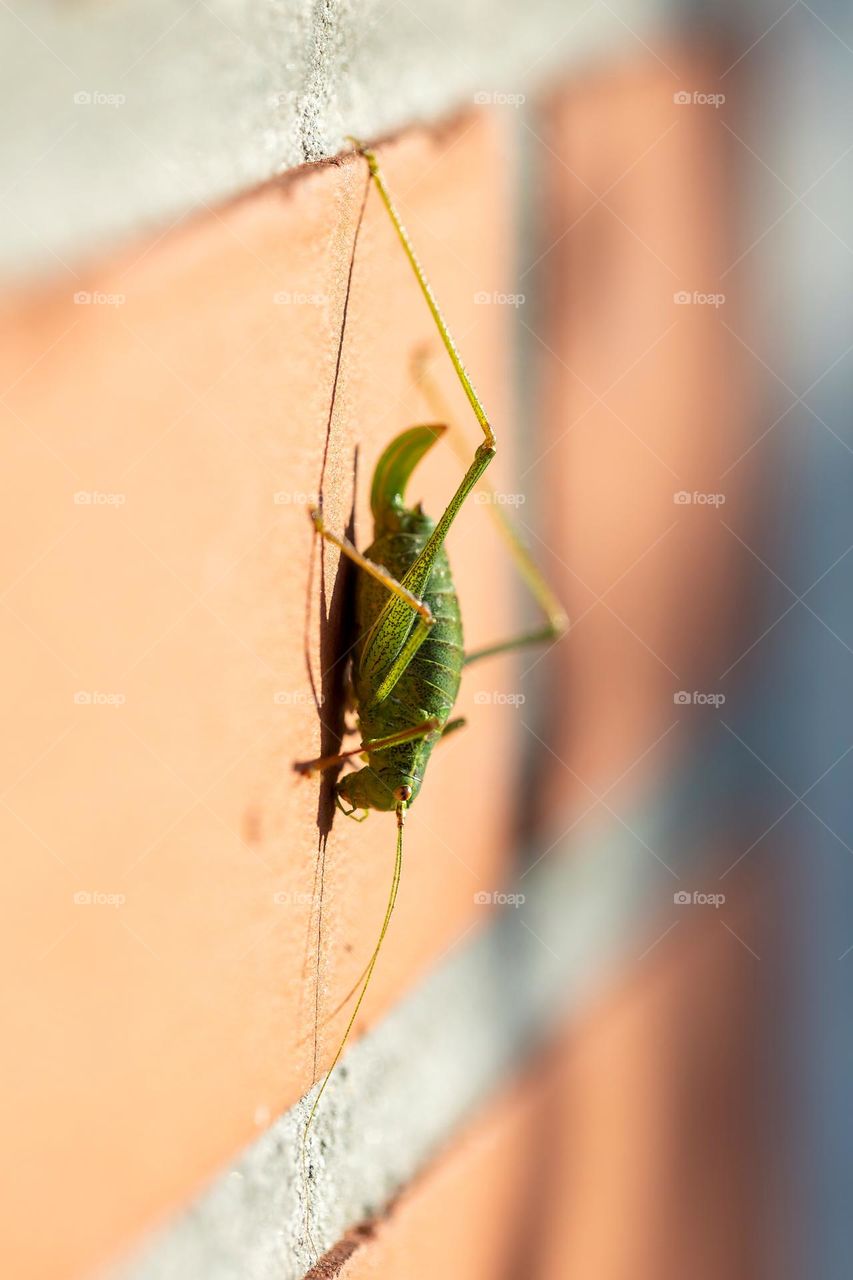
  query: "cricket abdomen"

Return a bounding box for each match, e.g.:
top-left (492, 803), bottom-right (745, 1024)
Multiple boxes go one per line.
top-left (353, 513), bottom-right (463, 802)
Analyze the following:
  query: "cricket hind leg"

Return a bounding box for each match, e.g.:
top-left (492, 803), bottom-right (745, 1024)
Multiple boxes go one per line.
top-left (462, 533), bottom-right (568, 665)
top-left (359, 434), bottom-right (495, 708)
top-left (349, 142), bottom-right (499, 708)
top-left (413, 345), bottom-right (568, 666)
top-left (354, 143), bottom-right (495, 448)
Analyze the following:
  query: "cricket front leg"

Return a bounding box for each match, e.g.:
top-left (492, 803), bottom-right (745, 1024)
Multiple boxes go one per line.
top-left (307, 503), bottom-right (438, 713)
top-left (309, 508), bottom-right (434, 624)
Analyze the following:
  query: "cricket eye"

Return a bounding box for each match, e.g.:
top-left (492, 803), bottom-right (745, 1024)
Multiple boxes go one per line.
top-left (395, 784), bottom-right (413, 804)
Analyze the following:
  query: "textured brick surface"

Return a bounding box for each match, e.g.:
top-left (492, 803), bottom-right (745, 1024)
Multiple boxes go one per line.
top-left (0, 45), bottom-right (778, 1280)
top-left (0, 113), bottom-right (523, 1280)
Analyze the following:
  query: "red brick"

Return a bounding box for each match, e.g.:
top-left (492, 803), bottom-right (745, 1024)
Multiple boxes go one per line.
top-left (0, 112), bottom-right (523, 1280)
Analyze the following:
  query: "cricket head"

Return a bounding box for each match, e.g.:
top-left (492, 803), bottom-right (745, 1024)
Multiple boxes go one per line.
top-left (336, 766), bottom-right (421, 814)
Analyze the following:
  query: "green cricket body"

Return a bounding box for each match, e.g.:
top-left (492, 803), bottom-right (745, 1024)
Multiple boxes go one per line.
top-left (335, 425), bottom-right (464, 813)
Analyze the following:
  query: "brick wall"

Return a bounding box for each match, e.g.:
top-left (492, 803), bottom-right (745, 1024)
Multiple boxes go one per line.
top-left (0, 22), bottom-right (799, 1280)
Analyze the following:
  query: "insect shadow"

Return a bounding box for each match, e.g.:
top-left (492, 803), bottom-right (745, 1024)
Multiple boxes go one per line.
top-left (301, 162), bottom-right (370, 846)
top-left (308, 445), bottom-right (360, 842)
top-left (299, 444), bottom-right (359, 1087)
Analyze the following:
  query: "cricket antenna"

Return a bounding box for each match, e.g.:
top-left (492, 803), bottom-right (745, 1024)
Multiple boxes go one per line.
top-left (301, 795), bottom-right (407, 1256)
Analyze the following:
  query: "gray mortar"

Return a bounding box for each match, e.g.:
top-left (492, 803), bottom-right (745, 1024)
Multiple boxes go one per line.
top-left (0, 0), bottom-right (673, 281)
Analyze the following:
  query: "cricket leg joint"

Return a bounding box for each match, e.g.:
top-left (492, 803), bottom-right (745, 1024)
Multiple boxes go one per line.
top-left (309, 507), bottom-right (434, 624)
